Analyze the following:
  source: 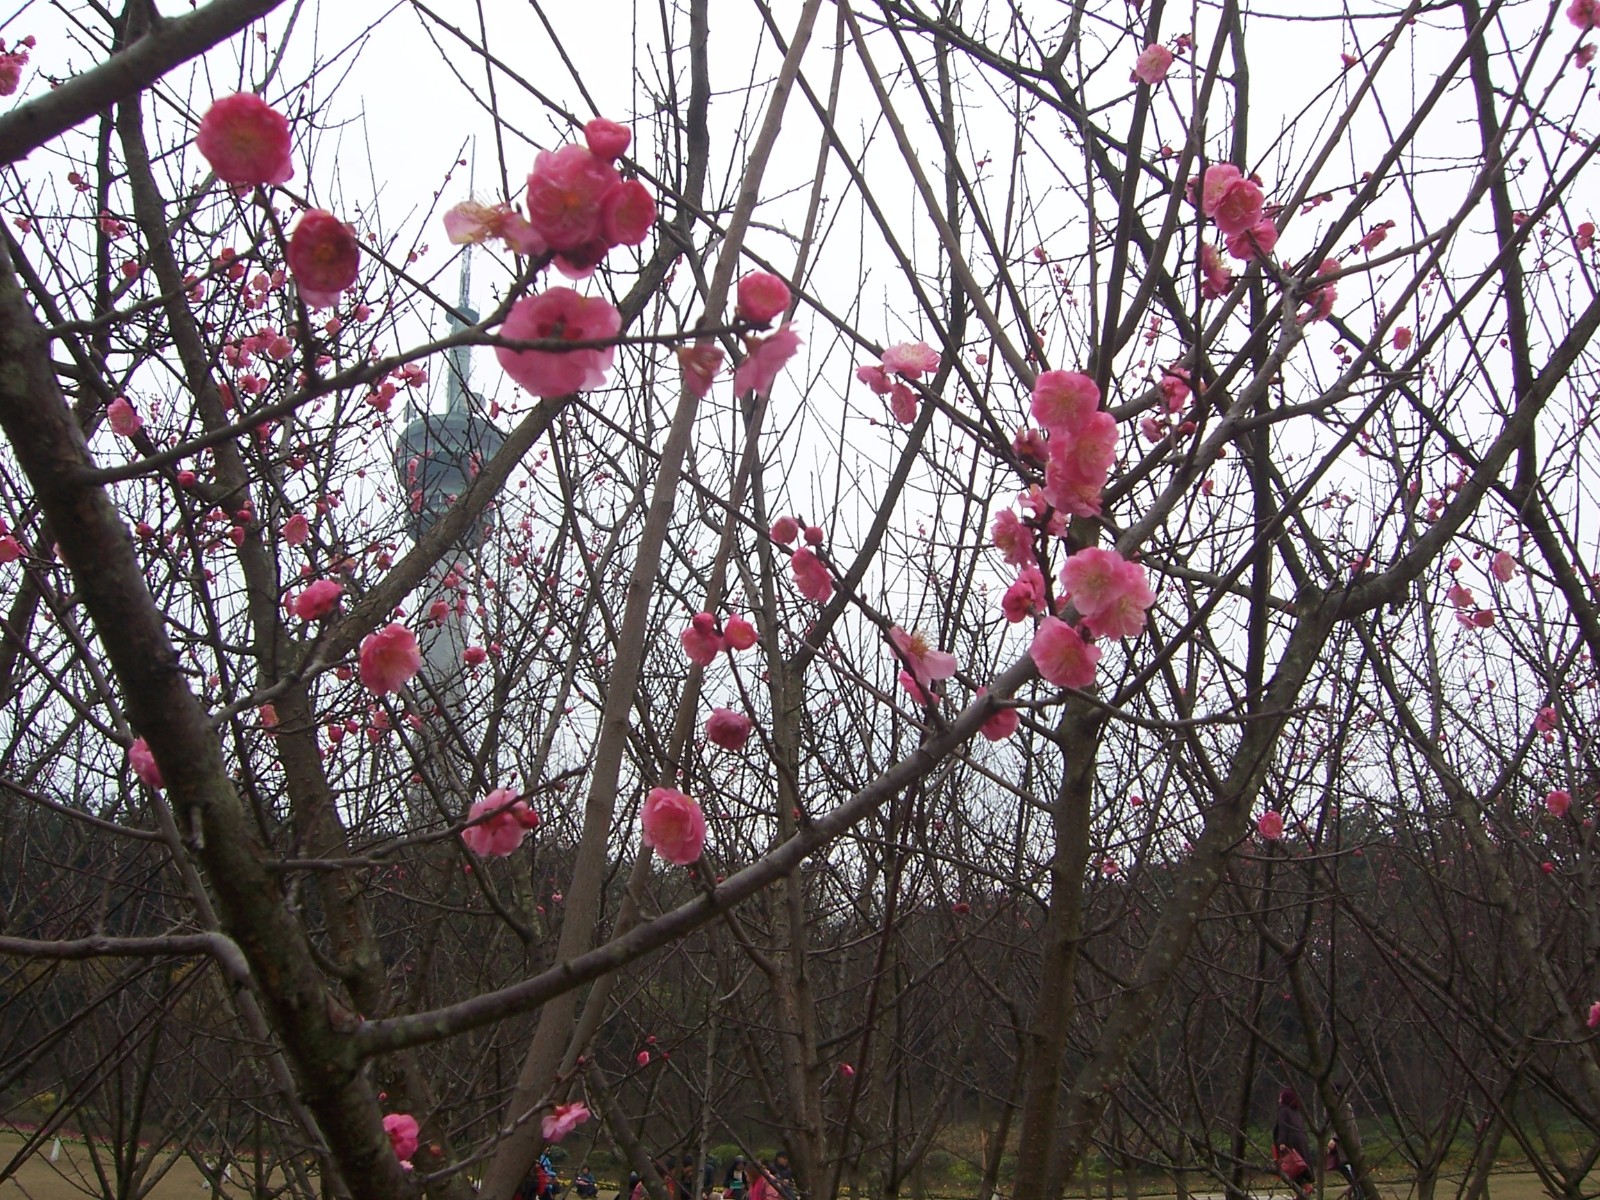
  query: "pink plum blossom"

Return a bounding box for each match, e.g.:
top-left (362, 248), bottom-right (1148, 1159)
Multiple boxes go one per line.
top-left (1492, 551), bottom-right (1517, 582)
top-left (359, 623), bottom-right (421, 694)
top-left (1196, 163), bottom-right (1243, 216)
top-left (1031, 370), bottom-right (1100, 435)
top-left (1571, 0), bottom-right (1600, 29)
top-left (1546, 789), bottom-right (1572, 818)
top-left (641, 787), bottom-right (707, 865)
top-left (882, 342), bottom-right (940, 378)
top-left (0, 44), bottom-right (28, 98)
top-left (706, 707), bottom-right (753, 750)
top-left (680, 612), bottom-right (725, 666)
top-left (1212, 178), bottom-right (1265, 237)
top-left (600, 180), bottom-right (656, 247)
top-left (1257, 810), bottom-right (1285, 840)
top-left (541, 1102), bottom-right (591, 1143)
top-left (979, 689), bottom-right (1020, 742)
top-left (130, 738), bottom-right (163, 790)
top-left (733, 326), bottom-right (801, 395)
top-left (497, 288), bottom-right (621, 397)
top-left (1224, 219), bottom-right (1278, 261)
top-left (723, 615), bottom-right (758, 650)
top-left (1535, 705), bottom-right (1560, 732)
top-left (677, 344), bottom-right (724, 398)
top-left (461, 788), bottom-right (540, 857)
top-left (195, 94), bottom-right (293, 186)
top-left (281, 513), bottom-right (310, 547)
top-left (890, 626), bottom-right (958, 698)
top-left (0, 536), bottom-right (22, 563)
top-left (287, 210), bottom-right (359, 309)
top-left (771, 516), bottom-right (800, 545)
top-left (383, 1114), bottom-right (420, 1164)
top-left (443, 200), bottom-right (544, 255)
top-left (889, 382), bottom-right (918, 424)
top-left (525, 144), bottom-right (620, 254)
top-left (1589, 1000), bottom-right (1600, 1028)
top-left (1132, 43), bottom-right (1174, 85)
top-left (106, 397), bottom-right (142, 438)
top-left (790, 547), bottom-right (833, 602)
top-left (464, 646), bottom-right (488, 667)
top-left (584, 118), bottom-right (632, 160)
top-left (991, 509), bottom-right (1035, 566)
top-left (1002, 563), bottom-right (1046, 623)
top-left (291, 579), bottom-right (343, 621)
top-left (1059, 547), bottom-right (1156, 639)
top-left (1201, 243), bottom-right (1232, 298)
top-left (736, 272), bottom-right (791, 324)
top-left (1030, 616), bottom-right (1101, 689)
top-left (856, 364), bottom-right (892, 395)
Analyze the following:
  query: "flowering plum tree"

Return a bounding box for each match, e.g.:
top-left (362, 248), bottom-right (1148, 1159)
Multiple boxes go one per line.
top-left (1, 1), bottom-right (1599, 1200)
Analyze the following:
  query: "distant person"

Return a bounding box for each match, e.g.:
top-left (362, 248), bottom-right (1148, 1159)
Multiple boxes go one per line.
top-left (1274, 1087), bottom-right (1314, 1194)
top-left (724, 1155), bottom-right (752, 1198)
top-left (1326, 1082), bottom-right (1368, 1199)
top-left (574, 1166), bottom-right (599, 1198)
top-left (769, 1150), bottom-right (798, 1200)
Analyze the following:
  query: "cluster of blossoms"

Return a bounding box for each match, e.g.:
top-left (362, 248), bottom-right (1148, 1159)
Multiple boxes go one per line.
top-left (680, 611), bottom-right (758, 665)
top-left (194, 94), bottom-right (361, 311)
top-left (1192, 163), bottom-right (1278, 299)
top-left (0, 36), bottom-right (35, 98)
top-left (855, 341), bottom-right (941, 424)
top-left (460, 787), bottom-right (540, 858)
top-left (771, 515), bottom-right (834, 602)
top-left (675, 271), bottom-right (802, 399)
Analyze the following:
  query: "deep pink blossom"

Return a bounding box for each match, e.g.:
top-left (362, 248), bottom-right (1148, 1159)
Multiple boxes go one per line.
top-left (1043, 411), bottom-right (1119, 517)
top-left (1535, 705), bottom-right (1560, 732)
top-left (1299, 259), bottom-right (1340, 323)
top-left (771, 516), bottom-right (800, 546)
top-left (706, 707), bottom-right (753, 750)
top-left (888, 383), bottom-right (918, 424)
top-left (1132, 43), bottom-right (1174, 85)
top-left (641, 787), bottom-right (706, 865)
top-left (281, 513), bottom-right (310, 547)
top-left (1212, 178), bottom-right (1265, 237)
top-left (1546, 789), bottom-right (1573, 817)
top-left (733, 326), bottom-right (801, 395)
top-left (1196, 164), bottom-right (1243, 216)
top-left (680, 612), bottom-right (725, 666)
top-left (978, 688), bottom-right (1020, 742)
top-left (790, 547), bottom-right (833, 602)
top-left (1492, 551), bottom-right (1517, 582)
top-left (1060, 547), bottom-right (1156, 638)
top-left (736, 273), bottom-right (791, 324)
top-left (890, 626), bottom-right (958, 697)
top-left (0, 46), bottom-right (28, 98)
top-left (1030, 616), bottom-right (1101, 689)
top-left (130, 738), bottom-right (163, 790)
top-left (1201, 243), bottom-right (1233, 299)
top-left (1257, 810), bottom-right (1285, 840)
top-left (497, 288), bottom-right (621, 397)
top-left (542, 1102), bottom-right (591, 1143)
top-left (1579, 221), bottom-right (1596, 250)
top-left (461, 788), bottom-right (539, 857)
top-left (443, 200), bottom-right (545, 255)
top-left (881, 342), bottom-right (940, 378)
top-left (1393, 326), bottom-right (1413, 351)
top-left (1570, 0), bottom-right (1600, 29)
top-left (677, 344), bottom-right (724, 398)
top-left (600, 179), bottom-right (656, 247)
top-left (464, 645), bottom-right (488, 667)
top-left (287, 210), bottom-right (359, 309)
top-left (1589, 1000), bottom-right (1600, 1028)
top-left (525, 144), bottom-right (620, 253)
top-left (359, 623), bottom-right (421, 694)
top-left (1224, 219), bottom-right (1278, 261)
top-left (723, 615), bottom-right (758, 650)
top-left (384, 1114), bottom-right (420, 1164)
top-left (1031, 370), bottom-right (1100, 435)
top-left (291, 579), bottom-right (342, 621)
top-left (195, 94), bottom-right (293, 186)
top-left (584, 118), bottom-right (632, 160)
top-left (991, 509), bottom-right (1035, 566)
top-left (0, 536), bottom-right (22, 563)
top-left (107, 397), bottom-right (142, 438)
top-left (1002, 563), bottom-right (1046, 623)
top-left (856, 364), bottom-right (892, 395)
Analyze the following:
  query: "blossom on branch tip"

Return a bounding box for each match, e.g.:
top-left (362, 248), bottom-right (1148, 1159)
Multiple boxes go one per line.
top-left (677, 344), bottom-right (724, 398)
top-left (991, 509), bottom-right (1035, 567)
top-left (496, 288), bottom-right (621, 397)
top-left (881, 341), bottom-right (940, 378)
top-left (771, 516), bottom-right (800, 546)
top-left (1546, 789), bottom-right (1572, 818)
top-left (384, 1115), bottom-right (420, 1164)
top-left (680, 612), bottom-right (725, 666)
top-left (889, 382), bottom-right (918, 424)
top-left (1570, 0), bottom-right (1600, 29)
top-left (1492, 551), bottom-right (1517, 582)
top-left (641, 787), bottom-right (706, 865)
top-left (0, 43), bottom-right (28, 97)
top-left (723, 615), bottom-right (758, 650)
top-left (584, 118), bottom-right (632, 160)
top-left (358, 623), bottom-right (421, 694)
top-left (290, 579), bottom-right (342, 621)
top-left (195, 93), bottom-right (293, 186)
top-left (287, 210), bottom-right (359, 309)
top-left (461, 788), bottom-right (539, 857)
top-left (443, 201), bottom-right (545, 255)
top-left (1257, 810), bottom-right (1285, 840)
